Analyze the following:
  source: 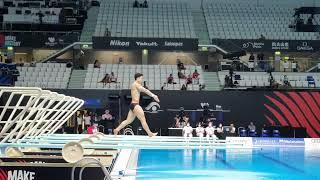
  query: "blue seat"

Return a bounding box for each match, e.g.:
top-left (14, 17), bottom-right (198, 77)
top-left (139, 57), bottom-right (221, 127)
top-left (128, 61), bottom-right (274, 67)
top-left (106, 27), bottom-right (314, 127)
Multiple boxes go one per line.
top-left (248, 130), bottom-right (257, 137)
top-left (239, 128), bottom-right (247, 137)
top-left (273, 129), bottom-right (280, 137)
top-left (261, 129), bottom-right (269, 137)
top-left (234, 74), bottom-right (241, 80)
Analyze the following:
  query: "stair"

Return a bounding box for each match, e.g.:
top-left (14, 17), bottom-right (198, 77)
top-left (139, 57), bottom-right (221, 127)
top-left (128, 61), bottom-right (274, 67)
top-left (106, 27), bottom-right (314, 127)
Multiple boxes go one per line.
top-left (202, 72), bottom-right (222, 91)
top-left (80, 6), bottom-right (100, 42)
top-left (68, 70), bottom-right (87, 89)
top-left (191, 10), bottom-right (210, 45)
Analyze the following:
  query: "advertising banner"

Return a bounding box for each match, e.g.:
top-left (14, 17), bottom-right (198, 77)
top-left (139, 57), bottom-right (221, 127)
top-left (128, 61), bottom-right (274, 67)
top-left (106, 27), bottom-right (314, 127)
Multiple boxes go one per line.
top-left (252, 138), bottom-right (305, 146)
top-left (0, 32), bottom-right (79, 48)
top-left (0, 166), bottom-right (105, 180)
top-left (92, 36), bottom-right (199, 51)
top-left (212, 39), bottom-right (320, 52)
top-left (304, 138), bottom-right (320, 148)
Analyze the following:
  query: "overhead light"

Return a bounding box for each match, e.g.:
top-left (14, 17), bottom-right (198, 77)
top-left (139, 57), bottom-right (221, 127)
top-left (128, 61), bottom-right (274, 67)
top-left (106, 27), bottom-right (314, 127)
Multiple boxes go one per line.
top-left (14, 52), bottom-right (27, 55)
top-left (275, 51), bottom-right (281, 55)
top-left (143, 49), bottom-right (148, 55)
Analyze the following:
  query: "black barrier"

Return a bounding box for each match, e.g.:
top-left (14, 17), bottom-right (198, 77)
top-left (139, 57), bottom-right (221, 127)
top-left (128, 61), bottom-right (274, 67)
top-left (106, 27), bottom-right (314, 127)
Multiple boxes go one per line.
top-left (212, 39), bottom-right (320, 52)
top-left (92, 36), bottom-right (199, 50)
top-left (51, 89), bottom-right (320, 138)
top-left (0, 32), bottom-right (79, 48)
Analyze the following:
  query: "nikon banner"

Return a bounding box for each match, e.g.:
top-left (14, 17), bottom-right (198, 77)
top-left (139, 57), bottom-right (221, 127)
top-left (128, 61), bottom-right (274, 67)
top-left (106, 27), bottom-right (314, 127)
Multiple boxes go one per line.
top-left (212, 39), bottom-right (320, 52)
top-left (92, 36), bottom-right (199, 51)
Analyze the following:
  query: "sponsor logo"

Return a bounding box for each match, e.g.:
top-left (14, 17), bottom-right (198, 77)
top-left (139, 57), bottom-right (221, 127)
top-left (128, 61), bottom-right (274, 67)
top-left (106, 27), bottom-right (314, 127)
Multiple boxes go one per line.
top-left (305, 138), bottom-right (320, 148)
top-left (296, 41), bottom-right (313, 51)
top-left (7, 170), bottom-right (35, 180)
top-left (226, 137), bottom-right (253, 146)
top-left (144, 102), bottom-right (163, 113)
top-left (253, 138), bottom-right (304, 146)
top-left (242, 42), bottom-right (265, 49)
top-left (5, 36), bottom-right (21, 46)
top-left (164, 41), bottom-right (183, 47)
top-left (45, 37), bottom-right (58, 47)
top-left (109, 40), bottom-right (130, 47)
top-left (271, 42), bottom-right (289, 50)
top-left (135, 41), bottom-right (158, 47)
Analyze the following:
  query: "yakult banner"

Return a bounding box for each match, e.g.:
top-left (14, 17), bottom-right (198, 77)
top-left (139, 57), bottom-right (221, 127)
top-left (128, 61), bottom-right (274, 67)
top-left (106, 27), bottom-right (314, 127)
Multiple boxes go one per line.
top-left (92, 36), bottom-right (199, 50)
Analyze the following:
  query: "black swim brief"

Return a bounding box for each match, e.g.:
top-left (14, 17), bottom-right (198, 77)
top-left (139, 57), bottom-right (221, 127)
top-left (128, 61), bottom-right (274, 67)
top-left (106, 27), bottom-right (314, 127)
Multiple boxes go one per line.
top-left (129, 103), bottom-right (138, 111)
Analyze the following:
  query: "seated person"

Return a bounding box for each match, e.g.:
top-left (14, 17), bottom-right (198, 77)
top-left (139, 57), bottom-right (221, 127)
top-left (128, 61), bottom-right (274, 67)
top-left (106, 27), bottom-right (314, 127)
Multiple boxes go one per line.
top-left (167, 74), bottom-right (176, 84)
top-left (248, 122), bottom-right (257, 136)
top-left (178, 71), bottom-right (186, 79)
top-left (183, 123), bottom-right (193, 138)
top-left (110, 72), bottom-right (117, 83)
top-left (205, 122), bottom-right (216, 139)
top-left (216, 123), bottom-right (224, 139)
top-left (87, 124), bottom-right (98, 134)
top-left (94, 60), bottom-right (100, 68)
top-left (143, 0), bottom-right (148, 8)
top-left (173, 114), bottom-right (182, 128)
top-left (192, 70), bottom-right (200, 84)
top-left (248, 122), bottom-right (256, 132)
top-left (195, 123), bottom-right (205, 137)
top-left (283, 75), bottom-right (291, 87)
top-left (229, 124), bottom-right (236, 136)
top-left (181, 84), bottom-right (187, 90)
top-left (182, 115), bottom-right (189, 127)
top-left (99, 73), bottom-right (111, 85)
top-left (133, 0), bottom-right (139, 7)
top-left (161, 83), bottom-right (166, 90)
top-left (177, 59), bottom-right (186, 70)
top-left (186, 75), bottom-right (193, 85)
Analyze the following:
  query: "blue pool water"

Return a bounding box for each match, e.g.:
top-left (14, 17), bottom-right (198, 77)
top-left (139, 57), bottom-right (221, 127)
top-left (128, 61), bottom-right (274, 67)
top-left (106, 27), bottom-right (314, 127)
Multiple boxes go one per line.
top-left (137, 148), bottom-right (320, 180)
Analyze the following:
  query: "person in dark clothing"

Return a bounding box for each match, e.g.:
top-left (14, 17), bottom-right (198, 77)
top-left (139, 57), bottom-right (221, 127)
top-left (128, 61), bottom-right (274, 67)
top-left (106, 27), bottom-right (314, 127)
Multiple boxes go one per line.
top-left (143, 0), bottom-right (148, 8)
top-left (133, 0), bottom-right (139, 7)
top-left (181, 84), bottom-right (187, 90)
top-left (224, 75), bottom-right (230, 87)
top-left (249, 53), bottom-right (255, 62)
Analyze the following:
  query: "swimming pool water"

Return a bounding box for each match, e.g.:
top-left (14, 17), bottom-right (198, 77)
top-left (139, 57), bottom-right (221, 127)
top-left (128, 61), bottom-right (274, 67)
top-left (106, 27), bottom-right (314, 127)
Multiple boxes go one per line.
top-left (137, 148), bottom-right (320, 180)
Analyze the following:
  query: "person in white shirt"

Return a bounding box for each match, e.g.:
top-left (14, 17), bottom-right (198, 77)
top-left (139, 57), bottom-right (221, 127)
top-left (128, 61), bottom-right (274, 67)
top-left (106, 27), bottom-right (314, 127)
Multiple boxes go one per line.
top-left (84, 112), bottom-right (91, 130)
top-left (183, 123), bottom-right (193, 138)
top-left (229, 124), bottom-right (236, 136)
top-left (205, 122), bottom-right (216, 139)
top-left (195, 122), bottom-right (205, 137)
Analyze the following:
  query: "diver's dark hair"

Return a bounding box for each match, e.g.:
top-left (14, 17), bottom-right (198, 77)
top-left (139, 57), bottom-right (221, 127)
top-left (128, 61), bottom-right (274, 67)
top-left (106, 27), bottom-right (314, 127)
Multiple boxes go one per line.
top-left (134, 73), bottom-right (143, 80)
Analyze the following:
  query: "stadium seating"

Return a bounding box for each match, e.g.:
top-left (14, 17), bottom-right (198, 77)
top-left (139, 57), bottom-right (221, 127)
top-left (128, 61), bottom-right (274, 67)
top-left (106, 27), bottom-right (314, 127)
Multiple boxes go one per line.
top-left (15, 63), bottom-right (71, 89)
top-left (3, 7), bottom-right (60, 24)
top-left (94, 0), bottom-right (196, 38)
top-left (218, 71), bottom-right (320, 88)
top-left (203, 0), bottom-right (320, 40)
top-left (84, 64), bottom-right (203, 90)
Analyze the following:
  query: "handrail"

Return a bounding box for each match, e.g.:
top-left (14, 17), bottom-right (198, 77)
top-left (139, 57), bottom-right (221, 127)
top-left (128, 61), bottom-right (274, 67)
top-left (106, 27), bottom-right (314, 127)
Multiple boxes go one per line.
top-left (41, 42), bottom-right (92, 62)
top-left (71, 157), bottom-right (112, 180)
